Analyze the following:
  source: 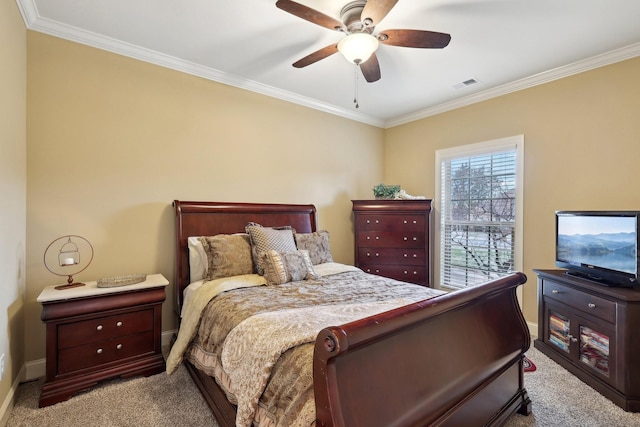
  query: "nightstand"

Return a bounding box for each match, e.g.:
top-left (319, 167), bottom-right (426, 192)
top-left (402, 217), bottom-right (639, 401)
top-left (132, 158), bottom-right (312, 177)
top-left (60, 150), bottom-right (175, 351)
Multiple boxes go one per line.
top-left (37, 273), bottom-right (168, 407)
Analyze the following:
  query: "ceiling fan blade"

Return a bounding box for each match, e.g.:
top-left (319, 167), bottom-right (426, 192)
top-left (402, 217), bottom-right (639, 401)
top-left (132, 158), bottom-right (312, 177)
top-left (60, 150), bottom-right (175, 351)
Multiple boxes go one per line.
top-left (378, 29), bottom-right (451, 48)
top-left (292, 44), bottom-right (339, 68)
top-left (276, 0), bottom-right (345, 31)
top-left (360, 53), bottom-right (381, 82)
top-left (361, 0), bottom-right (399, 27)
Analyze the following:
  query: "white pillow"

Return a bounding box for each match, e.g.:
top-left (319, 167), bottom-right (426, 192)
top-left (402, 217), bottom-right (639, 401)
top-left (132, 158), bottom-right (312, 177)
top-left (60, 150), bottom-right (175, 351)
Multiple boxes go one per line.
top-left (188, 236), bottom-right (208, 283)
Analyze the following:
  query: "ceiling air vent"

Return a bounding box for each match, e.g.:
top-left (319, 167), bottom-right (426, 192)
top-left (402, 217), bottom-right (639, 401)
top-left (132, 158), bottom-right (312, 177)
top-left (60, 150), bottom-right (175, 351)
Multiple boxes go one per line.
top-left (452, 78), bottom-right (480, 90)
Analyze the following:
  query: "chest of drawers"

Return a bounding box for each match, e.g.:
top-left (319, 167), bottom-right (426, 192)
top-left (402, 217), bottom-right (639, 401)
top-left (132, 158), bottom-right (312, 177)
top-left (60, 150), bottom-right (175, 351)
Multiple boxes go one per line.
top-left (37, 274), bottom-right (168, 407)
top-left (352, 199), bottom-right (432, 287)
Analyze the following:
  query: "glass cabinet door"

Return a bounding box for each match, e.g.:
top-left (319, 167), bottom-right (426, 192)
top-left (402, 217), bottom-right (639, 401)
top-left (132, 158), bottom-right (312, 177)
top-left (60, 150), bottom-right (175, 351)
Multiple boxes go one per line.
top-left (579, 325), bottom-right (610, 377)
top-left (548, 311), bottom-right (570, 353)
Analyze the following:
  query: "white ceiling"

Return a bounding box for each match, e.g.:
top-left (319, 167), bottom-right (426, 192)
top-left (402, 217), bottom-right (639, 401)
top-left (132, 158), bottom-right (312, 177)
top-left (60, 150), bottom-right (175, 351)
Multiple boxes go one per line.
top-left (17, 0), bottom-right (640, 128)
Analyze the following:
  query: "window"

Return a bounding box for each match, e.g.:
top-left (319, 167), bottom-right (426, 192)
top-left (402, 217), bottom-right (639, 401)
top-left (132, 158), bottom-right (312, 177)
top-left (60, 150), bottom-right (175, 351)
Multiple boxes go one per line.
top-left (435, 136), bottom-right (524, 290)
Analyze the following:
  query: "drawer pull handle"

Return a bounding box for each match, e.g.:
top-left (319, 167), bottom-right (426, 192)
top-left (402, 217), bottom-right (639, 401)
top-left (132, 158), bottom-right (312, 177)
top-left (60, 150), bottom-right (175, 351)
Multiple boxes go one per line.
top-left (404, 237), bottom-right (408, 240)
top-left (375, 253), bottom-right (379, 257)
top-left (116, 321), bottom-right (123, 327)
top-left (366, 220), bottom-right (370, 224)
top-left (587, 303), bottom-right (596, 309)
top-left (375, 220), bottom-right (379, 224)
top-left (96, 348), bottom-right (103, 354)
top-left (116, 344), bottom-right (123, 350)
top-left (404, 220), bottom-right (408, 224)
top-left (413, 220), bottom-right (417, 224)
top-left (375, 269), bottom-right (380, 273)
top-left (367, 236), bottom-right (370, 240)
top-left (96, 325), bottom-right (103, 331)
top-left (413, 254), bottom-right (417, 258)
top-left (413, 237), bottom-right (417, 241)
top-left (404, 254), bottom-right (408, 257)
top-left (404, 270), bottom-right (408, 274)
top-left (366, 252), bottom-right (370, 256)
top-left (413, 271), bottom-right (418, 275)
top-left (375, 236), bottom-right (379, 240)
top-left (551, 289), bottom-right (559, 294)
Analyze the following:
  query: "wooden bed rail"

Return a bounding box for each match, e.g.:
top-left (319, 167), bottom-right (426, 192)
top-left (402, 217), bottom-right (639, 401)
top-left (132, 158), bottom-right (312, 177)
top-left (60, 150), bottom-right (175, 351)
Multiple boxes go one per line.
top-left (313, 272), bottom-right (530, 427)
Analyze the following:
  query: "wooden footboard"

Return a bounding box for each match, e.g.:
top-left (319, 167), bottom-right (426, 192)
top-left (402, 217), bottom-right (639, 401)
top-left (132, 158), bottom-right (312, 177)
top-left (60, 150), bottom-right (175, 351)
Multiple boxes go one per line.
top-left (314, 272), bottom-right (531, 427)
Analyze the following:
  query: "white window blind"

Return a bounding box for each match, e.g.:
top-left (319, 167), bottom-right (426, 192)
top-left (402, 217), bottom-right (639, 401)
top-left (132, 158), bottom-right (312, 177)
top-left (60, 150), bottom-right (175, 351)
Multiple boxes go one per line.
top-left (436, 136), bottom-right (523, 290)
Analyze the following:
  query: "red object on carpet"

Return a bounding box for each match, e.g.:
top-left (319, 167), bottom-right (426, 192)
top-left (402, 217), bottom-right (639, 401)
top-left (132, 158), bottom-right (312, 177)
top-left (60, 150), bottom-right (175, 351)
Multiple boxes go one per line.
top-left (523, 356), bottom-right (536, 372)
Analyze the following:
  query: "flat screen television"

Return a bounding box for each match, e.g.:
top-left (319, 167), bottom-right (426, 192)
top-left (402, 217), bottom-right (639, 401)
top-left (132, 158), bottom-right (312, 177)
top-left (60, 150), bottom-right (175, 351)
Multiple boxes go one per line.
top-left (556, 211), bottom-right (640, 288)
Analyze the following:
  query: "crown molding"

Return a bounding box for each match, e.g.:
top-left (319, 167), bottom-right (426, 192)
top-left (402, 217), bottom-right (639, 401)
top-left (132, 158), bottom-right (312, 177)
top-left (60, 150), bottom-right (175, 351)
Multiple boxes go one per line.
top-left (384, 42), bottom-right (640, 128)
top-left (17, 1), bottom-right (640, 130)
top-left (17, 0), bottom-right (385, 128)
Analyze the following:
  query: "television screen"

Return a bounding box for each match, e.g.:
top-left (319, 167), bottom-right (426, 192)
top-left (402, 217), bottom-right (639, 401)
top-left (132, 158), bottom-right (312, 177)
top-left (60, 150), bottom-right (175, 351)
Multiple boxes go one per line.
top-left (556, 211), bottom-right (639, 287)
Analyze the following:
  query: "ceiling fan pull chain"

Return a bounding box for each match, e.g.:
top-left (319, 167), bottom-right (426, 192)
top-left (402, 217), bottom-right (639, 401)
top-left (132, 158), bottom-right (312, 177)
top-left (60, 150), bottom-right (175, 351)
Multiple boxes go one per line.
top-left (354, 64), bottom-right (360, 109)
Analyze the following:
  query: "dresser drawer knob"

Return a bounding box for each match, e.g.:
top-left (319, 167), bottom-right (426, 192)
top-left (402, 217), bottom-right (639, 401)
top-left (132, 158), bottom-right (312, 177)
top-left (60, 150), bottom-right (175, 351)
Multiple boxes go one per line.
top-left (404, 237), bottom-right (408, 241)
top-left (375, 269), bottom-right (380, 273)
top-left (551, 289), bottom-right (559, 294)
top-left (96, 348), bottom-right (103, 354)
top-left (404, 253), bottom-right (408, 257)
top-left (375, 220), bottom-right (379, 224)
top-left (413, 237), bottom-right (417, 241)
top-left (96, 325), bottom-right (103, 331)
top-left (413, 220), bottom-right (417, 224)
top-left (376, 236), bottom-right (380, 240)
top-left (116, 321), bottom-right (123, 327)
top-left (116, 344), bottom-right (123, 350)
top-left (587, 303), bottom-right (596, 309)
top-left (366, 252), bottom-right (370, 256)
top-left (413, 254), bottom-right (417, 258)
top-left (366, 220), bottom-right (370, 224)
top-left (404, 220), bottom-right (408, 224)
top-left (375, 253), bottom-right (379, 257)
top-left (404, 270), bottom-right (408, 274)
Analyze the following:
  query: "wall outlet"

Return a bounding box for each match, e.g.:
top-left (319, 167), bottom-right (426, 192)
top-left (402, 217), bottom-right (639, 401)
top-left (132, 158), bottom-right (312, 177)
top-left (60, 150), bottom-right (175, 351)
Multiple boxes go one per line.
top-left (0, 353), bottom-right (5, 381)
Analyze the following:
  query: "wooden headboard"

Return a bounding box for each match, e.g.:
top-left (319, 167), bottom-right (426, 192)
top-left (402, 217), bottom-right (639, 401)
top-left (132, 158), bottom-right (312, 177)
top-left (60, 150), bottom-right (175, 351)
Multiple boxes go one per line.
top-left (172, 200), bottom-right (317, 316)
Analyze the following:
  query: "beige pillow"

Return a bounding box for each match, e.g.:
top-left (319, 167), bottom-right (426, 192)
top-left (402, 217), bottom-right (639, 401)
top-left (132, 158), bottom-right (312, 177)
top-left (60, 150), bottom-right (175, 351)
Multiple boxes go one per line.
top-left (245, 222), bottom-right (297, 275)
top-left (199, 234), bottom-right (253, 281)
top-left (262, 250), bottom-right (319, 285)
top-left (294, 230), bottom-right (334, 265)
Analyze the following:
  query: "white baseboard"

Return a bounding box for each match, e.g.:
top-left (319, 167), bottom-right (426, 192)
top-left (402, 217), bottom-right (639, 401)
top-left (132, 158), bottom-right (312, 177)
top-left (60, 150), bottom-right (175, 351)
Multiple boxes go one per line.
top-left (527, 321), bottom-right (538, 340)
top-left (0, 364), bottom-right (26, 427)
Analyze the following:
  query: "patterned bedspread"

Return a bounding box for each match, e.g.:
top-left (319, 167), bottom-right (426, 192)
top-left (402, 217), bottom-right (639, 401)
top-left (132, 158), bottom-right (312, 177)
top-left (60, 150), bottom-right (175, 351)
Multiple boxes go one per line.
top-left (180, 264), bottom-right (445, 426)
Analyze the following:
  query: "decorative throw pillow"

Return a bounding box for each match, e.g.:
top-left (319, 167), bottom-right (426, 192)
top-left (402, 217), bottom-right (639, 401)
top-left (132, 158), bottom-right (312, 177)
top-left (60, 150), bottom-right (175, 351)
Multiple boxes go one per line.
top-left (199, 234), bottom-right (253, 281)
top-left (245, 222), bottom-right (297, 275)
top-left (295, 230), bottom-right (334, 265)
top-left (262, 250), bottom-right (319, 285)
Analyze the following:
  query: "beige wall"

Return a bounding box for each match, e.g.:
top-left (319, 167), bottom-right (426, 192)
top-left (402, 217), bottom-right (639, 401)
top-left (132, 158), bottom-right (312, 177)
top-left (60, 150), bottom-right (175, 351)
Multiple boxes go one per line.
top-left (25, 32), bottom-right (384, 361)
top-left (384, 56), bottom-right (640, 322)
top-left (0, 0), bottom-right (27, 419)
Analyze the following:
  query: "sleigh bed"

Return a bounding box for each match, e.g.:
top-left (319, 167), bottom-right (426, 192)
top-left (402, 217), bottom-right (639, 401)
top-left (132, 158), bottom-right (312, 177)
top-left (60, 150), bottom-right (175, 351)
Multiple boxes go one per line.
top-left (169, 200), bottom-right (531, 427)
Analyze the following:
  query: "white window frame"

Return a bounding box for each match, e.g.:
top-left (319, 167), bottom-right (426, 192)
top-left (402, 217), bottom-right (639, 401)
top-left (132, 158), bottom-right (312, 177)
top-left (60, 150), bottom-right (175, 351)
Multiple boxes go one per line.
top-left (434, 135), bottom-right (524, 301)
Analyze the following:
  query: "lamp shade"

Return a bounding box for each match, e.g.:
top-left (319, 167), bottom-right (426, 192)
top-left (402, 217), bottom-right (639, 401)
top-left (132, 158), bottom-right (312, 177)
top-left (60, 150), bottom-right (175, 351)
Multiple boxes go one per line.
top-left (338, 33), bottom-right (379, 64)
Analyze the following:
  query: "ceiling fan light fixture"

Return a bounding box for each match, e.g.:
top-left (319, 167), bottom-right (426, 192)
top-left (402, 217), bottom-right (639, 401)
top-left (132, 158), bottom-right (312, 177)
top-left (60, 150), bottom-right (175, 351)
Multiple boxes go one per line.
top-left (337, 33), bottom-right (379, 64)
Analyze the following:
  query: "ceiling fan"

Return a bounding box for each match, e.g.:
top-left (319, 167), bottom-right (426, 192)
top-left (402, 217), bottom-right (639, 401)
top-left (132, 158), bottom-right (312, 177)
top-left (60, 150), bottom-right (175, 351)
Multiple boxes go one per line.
top-left (276, 0), bottom-right (451, 83)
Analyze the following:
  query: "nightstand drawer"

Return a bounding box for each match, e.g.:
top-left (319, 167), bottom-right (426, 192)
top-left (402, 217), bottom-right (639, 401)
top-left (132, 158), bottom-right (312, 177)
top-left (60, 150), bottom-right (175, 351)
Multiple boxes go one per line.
top-left (58, 330), bottom-right (155, 374)
top-left (58, 309), bottom-right (154, 349)
top-left (543, 280), bottom-right (616, 323)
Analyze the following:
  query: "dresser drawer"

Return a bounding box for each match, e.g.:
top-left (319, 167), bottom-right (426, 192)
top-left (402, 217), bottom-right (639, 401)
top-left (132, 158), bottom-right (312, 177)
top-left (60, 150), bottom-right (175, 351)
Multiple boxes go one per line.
top-left (358, 247), bottom-right (425, 265)
top-left (543, 280), bottom-right (616, 323)
top-left (357, 231), bottom-right (425, 248)
top-left (360, 264), bottom-right (426, 284)
top-left (357, 214), bottom-right (426, 232)
top-left (58, 309), bottom-right (154, 349)
top-left (58, 330), bottom-right (155, 374)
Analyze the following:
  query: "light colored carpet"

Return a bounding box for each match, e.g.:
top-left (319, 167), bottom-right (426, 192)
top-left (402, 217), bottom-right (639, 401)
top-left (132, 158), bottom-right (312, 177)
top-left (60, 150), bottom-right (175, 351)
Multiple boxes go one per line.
top-left (6, 363), bottom-right (217, 427)
top-left (7, 346), bottom-right (640, 426)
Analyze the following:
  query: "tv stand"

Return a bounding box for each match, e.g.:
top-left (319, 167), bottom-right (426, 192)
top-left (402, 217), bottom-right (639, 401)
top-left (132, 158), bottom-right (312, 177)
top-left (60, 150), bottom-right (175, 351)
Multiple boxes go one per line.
top-left (534, 269), bottom-right (640, 411)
